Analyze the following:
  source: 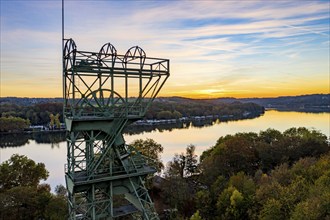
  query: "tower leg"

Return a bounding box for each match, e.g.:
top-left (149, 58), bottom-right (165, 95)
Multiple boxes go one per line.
top-left (65, 129), bottom-right (159, 219)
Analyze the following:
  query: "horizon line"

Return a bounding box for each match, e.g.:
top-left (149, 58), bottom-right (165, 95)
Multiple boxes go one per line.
top-left (1, 93), bottom-right (329, 100)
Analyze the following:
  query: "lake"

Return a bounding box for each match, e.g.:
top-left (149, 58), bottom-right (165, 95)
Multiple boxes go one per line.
top-left (0, 110), bottom-right (329, 191)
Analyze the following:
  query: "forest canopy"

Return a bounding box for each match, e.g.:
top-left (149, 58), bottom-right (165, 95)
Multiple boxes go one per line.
top-left (0, 127), bottom-right (329, 219)
top-left (158, 127), bottom-right (330, 219)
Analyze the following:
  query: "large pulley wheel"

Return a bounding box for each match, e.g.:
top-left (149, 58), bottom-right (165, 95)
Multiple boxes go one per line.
top-left (81, 89), bottom-right (126, 115)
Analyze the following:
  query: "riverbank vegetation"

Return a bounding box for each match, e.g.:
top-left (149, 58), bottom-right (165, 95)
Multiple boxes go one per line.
top-left (0, 116), bottom-right (30, 132)
top-left (0, 102), bottom-right (63, 126)
top-left (0, 98), bottom-right (264, 133)
top-left (145, 98), bottom-right (264, 120)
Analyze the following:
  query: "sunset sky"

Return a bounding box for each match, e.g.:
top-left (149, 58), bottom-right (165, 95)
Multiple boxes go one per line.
top-left (1, 0), bottom-right (329, 98)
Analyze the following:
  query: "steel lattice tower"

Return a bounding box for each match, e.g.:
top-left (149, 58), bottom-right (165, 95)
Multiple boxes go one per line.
top-left (63, 38), bottom-right (169, 219)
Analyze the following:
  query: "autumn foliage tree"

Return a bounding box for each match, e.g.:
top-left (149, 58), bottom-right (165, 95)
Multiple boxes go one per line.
top-left (162, 127), bottom-right (329, 219)
top-left (49, 113), bottom-right (61, 129)
top-left (161, 145), bottom-right (199, 217)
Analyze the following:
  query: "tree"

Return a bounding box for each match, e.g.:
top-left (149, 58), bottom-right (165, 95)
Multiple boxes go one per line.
top-left (229, 189), bottom-right (244, 218)
top-left (55, 184), bottom-right (67, 197)
top-left (255, 153), bottom-right (330, 219)
top-left (185, 144), bottom-right (198, 176)
top-left (200, 133), bottom-right (258, 185)
top-left (156, 110), bottom-right (173, 119)
top-left (44, 196), bottom-right (68, 220)
top-left (0, 116), bottom-right (30, 132)
top-left (172, 110), bottom-right (183, 119)
top-left (54, 113), bottom-right (61, 129)
top-left (190, 210), bottom-right (203, 220)
top-left (283, 127), bottom-right (329, 162)
top-left (257, 129), bottom-right (288, 172)
top-left (162, 145), bottom-right (200, 217)
top-left (45, 184), bottom-right (68, 220)
top-left (229, 172), bottom-right (256, 198)
top-left (161, 174), bottom-right (192, 216)
top-left (258, 198), bottom-right (283, 220)
top-left (195, 190), bottom-right (213, 218)
top-left (130, 138), bottom-right (164, 173)
top-left (290, 154), bottom-right (330, 220)
top-left (259, 128), bottom-right (283, 145)
top-left (211, 175), bottom-right (228, 196)
top-left (165, 144), bottom-right (199, 178)
top-left (165, 153), bottom-right (186, 178)
top-left (216, 186), bottom-right (236, 219)
top-left (214, 173), bottom-right (256, 220)
top-left (49, 113), bottom-right (55, 129)
top-left (0, 154), bottom-right (48, 191)
top-left (0, 155), bottom-right (68, 219)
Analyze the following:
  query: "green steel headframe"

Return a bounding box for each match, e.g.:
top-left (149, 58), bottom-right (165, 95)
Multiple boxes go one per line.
top-left (63, 38), bottom-right (169, 120)
top-left (63, 38), bottom-right (169, 219)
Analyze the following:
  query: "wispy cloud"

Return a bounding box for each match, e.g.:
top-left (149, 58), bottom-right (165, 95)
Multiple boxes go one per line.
top-left (1, 0), bottom-right (329, 98)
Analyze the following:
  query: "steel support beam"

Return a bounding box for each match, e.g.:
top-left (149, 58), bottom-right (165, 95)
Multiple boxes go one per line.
top-left (63, 39), bottom-right (169, 219)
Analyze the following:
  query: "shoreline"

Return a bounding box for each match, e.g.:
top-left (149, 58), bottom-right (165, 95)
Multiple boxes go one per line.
top-left (0, 111), bottom-right (264, 135)
top-left (2, 108), bottom-right (330, 136)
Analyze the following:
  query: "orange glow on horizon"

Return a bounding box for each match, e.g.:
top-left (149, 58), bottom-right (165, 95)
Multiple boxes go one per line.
top-left (1, 75), bottom-right (329, 99)
top-left (1, 86), bottom-right (329, 99)
top-left (158, 86), bottom-right (329, 99)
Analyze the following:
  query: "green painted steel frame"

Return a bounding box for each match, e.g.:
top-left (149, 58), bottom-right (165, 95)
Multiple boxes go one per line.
top-left (63, 38), bottom-right (169, 121)
top-left (63, 39), bottom-right (169, 219)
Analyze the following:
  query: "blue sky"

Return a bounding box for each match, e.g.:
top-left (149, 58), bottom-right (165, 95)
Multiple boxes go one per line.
top-left (1, 0), bottom-right (329, 98)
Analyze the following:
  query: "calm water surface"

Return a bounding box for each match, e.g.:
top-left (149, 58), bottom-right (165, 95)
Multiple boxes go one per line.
top-left (1, 110), bottom-right (329, 191)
